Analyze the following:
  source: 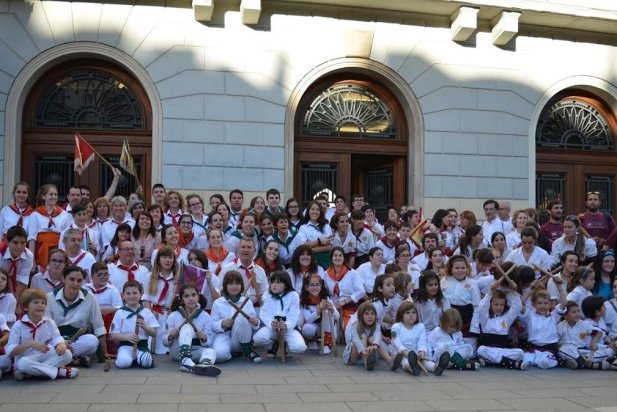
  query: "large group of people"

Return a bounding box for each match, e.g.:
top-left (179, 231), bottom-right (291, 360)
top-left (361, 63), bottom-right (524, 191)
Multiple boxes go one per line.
top-left (1, 179), bottom-right (617, 382)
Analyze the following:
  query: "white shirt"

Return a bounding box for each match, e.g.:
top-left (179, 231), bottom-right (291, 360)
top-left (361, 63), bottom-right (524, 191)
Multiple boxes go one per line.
top-left (30, 272), bottom-right (63, 294)
top-left (1, 247), bottom-right (35, 287)
top-left (391, 322), bottom-right (427, 353)
top-left (28, 208), bottom-right (71, 241)
top-left (218, 259), bottom-right (268, 306)
top-left (415, 298), bottom-right (451, 333)
top-left (550, 235), bottom-right (597, 266)
top-left (566, 285), bottom-right (593, 317)
top-left (107, 261), bottom-right (150, 291)
top-left (259, 291), bottom-right (301, 330)
top-left (355, 262), bottom-right (386, 294)
top-left (163, 308), bottom-right (214, 348)
top-left (505, 246), bottom-right (552, 278)
top-left (0, 204), bottom-right (35, 237)
top-left (110, 305), bottom-right (159, 341)
top-left (0, 292), bottom-right (17, 324)
top-left (482, 217), bottom-right (508, 246)
top-left (210, 296), bottom-right (259, 333)
top-left (99, 218), bottom-right (135, 248)
top-left (85, 282), bottom-right (122, 309)
top-left (322, 267), bottom-right (365, 305)
top-left (45, 288), bottom-right (106, 337)
top-left (519, 305), bottom-right (565, 346)
top-left (6, 314), bottom-right (65, 359)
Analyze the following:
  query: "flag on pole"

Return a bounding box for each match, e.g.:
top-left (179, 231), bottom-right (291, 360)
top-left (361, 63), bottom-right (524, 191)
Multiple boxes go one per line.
top-left (119, 137), bottom-right (137, 177)
top-left (410, 219), bottom-right (429, 248)
top-left (179, 262), bottom-right (208, 292)
top-left (74, 133), bottom-right (96, 175)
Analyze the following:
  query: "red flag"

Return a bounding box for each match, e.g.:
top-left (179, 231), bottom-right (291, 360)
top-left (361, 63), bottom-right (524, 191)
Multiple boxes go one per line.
top-left (410, 219), bottom-right (429, 248)
top-left (179, 262), bottom-right (208, 292)
top-left (74, 133), bottom-right (96, 175)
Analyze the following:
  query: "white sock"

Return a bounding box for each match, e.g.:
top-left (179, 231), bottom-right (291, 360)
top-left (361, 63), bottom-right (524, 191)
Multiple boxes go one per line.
top-left (181, 357), bottom-right (196, 368)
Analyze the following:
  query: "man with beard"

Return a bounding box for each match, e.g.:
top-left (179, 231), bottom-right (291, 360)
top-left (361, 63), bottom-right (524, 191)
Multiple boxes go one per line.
top-left (578, 191), bottom-right (615, 249)
top-left (539, 200), bottom-right (564, 251)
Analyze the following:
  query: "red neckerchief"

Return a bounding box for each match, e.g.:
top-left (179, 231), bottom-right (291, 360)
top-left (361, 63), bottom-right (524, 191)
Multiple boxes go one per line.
top-left (166, 210), bottom-right (181, 226)
top-left (306, 294), bottom-right (321, 306)
top-left (254, 257), bottom-right (277, 277)
top-left (8, 203), bottom-right (34, 227)
top-left (326, 265), bottom-right (349, 297)
top-left (206, 247), bottom-right (229, 275)
top-left (112, 218), bottom-right (126, 226)
top-left (117, 263), bottom-right (139, 281)
top-left (379, 235), bottom-right (401, 250)
top-left (35, 205), bottom-right (63, 228)
top-left (88, 284), bottom-right (108, 294)
top-left (8, 256), bottom-right (19, 293)
top-left (178, 230), bottom-right (194, 248)
top-left (157, 274), bottom-right (172, 305)
top-left (22, 317), bottom-right (46, 339)
top-left (45, 276), bottom-right (62, 290)
top-left (70, 251), bottom-right (87, 266)
top-left (234, 257), bottom-right (254, 280)
top-left (96, 218), bottom-right (109, 226)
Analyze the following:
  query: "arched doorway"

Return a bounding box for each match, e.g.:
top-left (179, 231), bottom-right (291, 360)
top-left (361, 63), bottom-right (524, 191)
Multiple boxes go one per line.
top-left (536, 89), bottom-right (617, 221)
top-left (21, 58), bottom-right (152, 202)
top-left (294, 74), bottom-right (408, 220)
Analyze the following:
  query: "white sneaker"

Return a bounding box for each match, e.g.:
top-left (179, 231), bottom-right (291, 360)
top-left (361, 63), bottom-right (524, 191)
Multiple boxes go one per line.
top-left (57, 367), bottom-right (79, 379)
top-left (519, 362), bottom-right (528, 371)
top-left (308, 341), bottom-right (319, 351)
top-left (322, 345), bottom-right (332, 355)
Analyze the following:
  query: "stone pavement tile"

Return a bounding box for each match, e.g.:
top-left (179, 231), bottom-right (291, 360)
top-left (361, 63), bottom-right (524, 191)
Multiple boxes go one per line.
top-left (246, 369), bottom-right (314, 377)
top-left (15, 384), bottom-right (105, 393)
top-left (137, 394), bottom-right (220, 404)
top-left (220, 393), bottom-right (301, 404)
top-left (394, 381), bottom-right (469, 392)
top-left (297, 392), bottom-right (376, 402)
top-left (326, 383), bottom-right (400, 393)
top-left (347, 372), bottom-right (424, 383)
top-left (102, 384), bottom-right (181, 393)
top-left (458, 379), bottom-right (535, 390)
top-left (255, 384), bottom-right (330, 393)
top-left (0, 404), bottom-right (89, 412)
top-left (76, 376), bottom-right (148, 384)
top-left (345, 400), bottom-right (436, 411)
top-left (51, 393), bottom-right (139, 404)
top-left (431, 389), bottom-right (519, 400)
top-left (498, 397), bottom-right (586, 410)
top-left (577, 386), bottom-right (617, 396)
top-left (264, 402), bottom-right (351, 412)
top-left (425, 399), bottom-right (511, 410)
top-left (88, 405), bottom-right (180, 412)
top-left (216, 376), bottom-right (286, 384)
top-left (1, 393), bottom-right (56, 403)
top-left (566, 396), bottom-right (617, 409)
top-left (374, 390), bottom-right (452, 401)
top-left (508, 388), bottom-right (590, 398)
top-left (284, 376), bottom-right (355, 384)
top-left (181, 384), bottom-right (257, 394)
top-left (179, 405), bottom-right (265, 412)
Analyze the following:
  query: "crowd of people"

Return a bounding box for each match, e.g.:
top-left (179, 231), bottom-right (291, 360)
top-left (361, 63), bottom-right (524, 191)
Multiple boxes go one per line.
top-left (1, 179), bottom-right (617, 382)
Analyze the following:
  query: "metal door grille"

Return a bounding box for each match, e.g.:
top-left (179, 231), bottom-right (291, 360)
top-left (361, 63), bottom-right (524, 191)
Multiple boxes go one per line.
top-left (301, 163), bottom-right (337, 208)
top-left (536, 173), bottom-right (565, 225)
top-left (585, 175), bottom-right (613, 215)
top-left (35, 156), bottom-right (75, 204)
top-left (365, 169), bottom-right (393, 223)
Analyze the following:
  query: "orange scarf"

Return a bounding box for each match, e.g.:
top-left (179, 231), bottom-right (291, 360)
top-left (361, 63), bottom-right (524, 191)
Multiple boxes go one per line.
top-left (306, 294), bottom-right (321, 306)
top-left (9, 203), bottom-right (34, 227)
top-left (178, 230), bottom-right (194, 248)
top-left (326, 265), bottom-right (348, 297)
top-left (205, 247), bottom-right (229, 275)
top-left (35, 205), bottom-right (64, 228)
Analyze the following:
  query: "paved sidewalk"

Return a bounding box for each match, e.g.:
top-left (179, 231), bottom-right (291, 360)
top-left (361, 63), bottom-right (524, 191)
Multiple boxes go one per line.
top-left (1, 349), bottom-right (617, 412)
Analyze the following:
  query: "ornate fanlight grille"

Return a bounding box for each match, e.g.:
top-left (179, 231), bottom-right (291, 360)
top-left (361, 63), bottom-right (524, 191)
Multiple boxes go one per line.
top-left (536, 99), bottom-right (613, 150)
top-left (35, 70), bottom-right (143, 129)
top-left (302, 84), bottom-right (395, 138)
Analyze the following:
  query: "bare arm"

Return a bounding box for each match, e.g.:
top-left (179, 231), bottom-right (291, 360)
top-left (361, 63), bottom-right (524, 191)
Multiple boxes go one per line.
top-left (103, 168), bottom-right (122, 201)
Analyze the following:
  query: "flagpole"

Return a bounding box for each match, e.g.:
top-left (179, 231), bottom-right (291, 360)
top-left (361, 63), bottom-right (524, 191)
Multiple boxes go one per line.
top-left (75, 133), bottom-right (116, 170)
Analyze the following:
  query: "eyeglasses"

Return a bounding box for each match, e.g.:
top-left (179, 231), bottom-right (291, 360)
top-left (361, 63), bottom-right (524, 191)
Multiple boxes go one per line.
top-left (587, 191), bottom-right (601, 197)
top-left (399, 253), bottom-right (411, 257)
top-left (50, 259), bottom-right (65, 264)
top-left (308, 283), bottom-right (321, 287)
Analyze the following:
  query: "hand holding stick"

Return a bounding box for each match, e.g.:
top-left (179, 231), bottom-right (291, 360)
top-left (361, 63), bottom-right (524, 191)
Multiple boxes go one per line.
top-left (229, 299), bottom-right (251, 321)
top-left (178, 307), bottom-right (200, 333)
top-left (416, 353), bottom-right (430, 374)
top-left (69, 327), bottom-right (88, 344)
top-left (132, 315), bottom-right (143, 361)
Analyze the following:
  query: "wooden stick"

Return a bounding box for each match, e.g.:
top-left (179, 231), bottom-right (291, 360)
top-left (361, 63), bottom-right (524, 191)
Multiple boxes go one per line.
top-left (551, 266), bottom-right (563, 275)
top-left (178, 307), bottom-right (200, 333)
top-left (328, 309), bottom-right (337, 357)
top-left (229, 299), bottom-right (251, 321)
top-left (337, 307), bottom-right (345, 345)
top-left (416, 354), bottom-right (430, 374)
top-left (69, 327), bottom-right (88, 343)
top-left (319, 307), bottom-right (326, 355)
top-left (533, 264), bottom-right (559, 281)
top-left (132, 315), bottom-right (143, 361)
top-left (277, 321), bottom-right (286, 363)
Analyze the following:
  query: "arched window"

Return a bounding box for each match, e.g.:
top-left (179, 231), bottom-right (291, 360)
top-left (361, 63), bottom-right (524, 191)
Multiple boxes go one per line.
top-left (536, 90), bottom-right (617, 220)
top-left (22, 59), bottom-right (152, 202)
top-left (294, 76), bottom-right (408, 220)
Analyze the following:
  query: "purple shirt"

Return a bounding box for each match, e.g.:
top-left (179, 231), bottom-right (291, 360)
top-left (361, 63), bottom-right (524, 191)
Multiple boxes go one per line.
top-left (580, 212), bottom-right (615, 241)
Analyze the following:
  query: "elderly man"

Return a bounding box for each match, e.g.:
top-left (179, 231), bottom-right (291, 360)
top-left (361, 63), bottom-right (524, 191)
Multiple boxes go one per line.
top-left (107, 240), bottom-right (150, 290)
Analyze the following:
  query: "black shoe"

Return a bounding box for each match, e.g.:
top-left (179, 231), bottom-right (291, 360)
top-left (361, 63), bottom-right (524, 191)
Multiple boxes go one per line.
top-left (246, 350), bottom-right (263, 363)
top-left (408, 351), bottom-right (420, 376)
top-left (267, 342), bottom-right (279, 358)
top-left (192, 364), bottom-right (222, 377)
top-left (391, 353), bottom-right (404, 371)
top-left (73, 356), bottom-right (90, 368)
top-left (366, 351), bottom-right (377, 371)
top-left (434, 352), bottom-right (450, 376)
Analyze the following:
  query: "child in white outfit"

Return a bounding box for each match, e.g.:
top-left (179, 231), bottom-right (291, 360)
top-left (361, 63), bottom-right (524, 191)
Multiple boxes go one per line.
top-left (429, 308), bottom-right (478, 370)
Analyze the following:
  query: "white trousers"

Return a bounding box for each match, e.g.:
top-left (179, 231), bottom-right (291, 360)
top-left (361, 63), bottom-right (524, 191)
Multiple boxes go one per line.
top-left (169, 323), bottom-right (216, 365)
top-left (70, 333), bottom-right (99, 357)
top-left (477, 346), bottom-right (525, 363)
top-left (213, 316), bottom-right (253, 362)
top-left (152, 312), bottom-right (168, 354)
top-left (115, 344), bottom-right (153, 369)
top-left (253, 326), bottom-right (307, 354)
top-left (558, 344), bottom-right (616, 363)
top-left (14, 349), bottom-right (73, 379)
top-left (431, 342), bottom-right (474, 363)
top-left (523, 350), bottom-right (558, 369)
